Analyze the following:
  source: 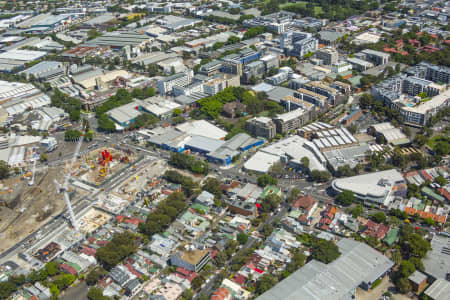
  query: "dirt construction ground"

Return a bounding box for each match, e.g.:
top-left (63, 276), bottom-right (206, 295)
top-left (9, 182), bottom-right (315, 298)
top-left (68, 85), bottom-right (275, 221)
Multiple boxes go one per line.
top-left (0, 165), bottom-right (87, 254)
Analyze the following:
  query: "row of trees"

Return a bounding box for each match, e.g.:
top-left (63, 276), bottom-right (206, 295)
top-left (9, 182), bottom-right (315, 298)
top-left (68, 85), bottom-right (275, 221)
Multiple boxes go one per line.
top-left (0, 261), bottom-right (73, 299)
top-left (51, 88), bottom-right (82, 121)
top-left (95, 231), bottom-right (139, 270)
top-left (164, 170), bottom-right (198, 196)
top-left (169, 152), bottom-right (209, 175)
top-left (139, 191), bottom-right (188, 237)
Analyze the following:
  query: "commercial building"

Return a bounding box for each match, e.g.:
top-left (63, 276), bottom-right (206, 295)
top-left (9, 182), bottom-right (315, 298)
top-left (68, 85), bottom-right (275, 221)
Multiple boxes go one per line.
top-left (260, 54), bottom-right (279, 71)
top-left (315, 47), bottom-right (339, 65)
top-left (424, 279), bottom-right (450, 300)
top-left (280, 31), bottom-right (318, 58)
top-left (318, 31), bottom-right (346, 46)
top-left (368, 122), bottom-right (410, 145)
top-left (85, 30), bottom-right (151, 49)
top-left (157, 69), bottom-right (194, 95)
top-left (323, 143), bottom-right (370, 173)
top-left (256, 239), bottom-right (394, 300)
top-left (0, 49), bottom-right (47, 72)
top-left (106, 101), bottom-right (142, 128)
top-left (246, 117), bottom-right (276, 139)
top-left (423, 234), bottom-right (450, 280)
top-left (355, 49), bottom-right (390, 66)
top-left (331, 169), bottom-right (406, 206)
top-left (207, 133), bottom-right (263, 165)
top-left (347, 57), bottom-right (374, 72)
top-left (242, 61), bottom-right (265, 83)
top-left (20, 61), bottom-right (65, 80)
top-left (273, 109), bottom-right (310, 134)
top-left (170, 249), bottom-right (210, 272)
top-left (244, 135), bottom-right (327, 173)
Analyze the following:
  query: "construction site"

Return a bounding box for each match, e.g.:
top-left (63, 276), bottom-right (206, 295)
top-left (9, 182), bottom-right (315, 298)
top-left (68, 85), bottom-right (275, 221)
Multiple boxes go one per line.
top-left (0, 163), bottom-right (88, 255)
top-left (71, 147), bottom-right (139, 186)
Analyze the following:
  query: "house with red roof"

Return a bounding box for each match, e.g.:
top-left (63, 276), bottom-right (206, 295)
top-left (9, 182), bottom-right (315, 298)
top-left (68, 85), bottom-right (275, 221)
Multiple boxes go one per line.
top-left (60, 263), bottom-right (77, 275)
top-left (211, 287), bottom-right (231, 300)
top-left (292, 195), bottom-right (318, 218)
top-left (232, 274), bottom-right (247, 286)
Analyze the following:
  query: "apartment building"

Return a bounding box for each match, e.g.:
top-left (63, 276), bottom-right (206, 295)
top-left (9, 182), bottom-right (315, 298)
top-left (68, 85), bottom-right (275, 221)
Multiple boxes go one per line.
top-left (273, 108), bottom-right (310, 133)
top-left (246, 117), bottom-right (277, 139)
top-left (157, 69), bottom-right (194, 95)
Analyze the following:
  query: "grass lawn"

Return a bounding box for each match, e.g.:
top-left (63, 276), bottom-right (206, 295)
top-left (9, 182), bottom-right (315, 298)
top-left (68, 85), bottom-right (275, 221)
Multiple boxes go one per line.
top-left (280, 2), bottom-right (307, 9)
top-left (427, 134), bottom-right (447, 148)
top-left (280, 2), bottom-right (323, 15)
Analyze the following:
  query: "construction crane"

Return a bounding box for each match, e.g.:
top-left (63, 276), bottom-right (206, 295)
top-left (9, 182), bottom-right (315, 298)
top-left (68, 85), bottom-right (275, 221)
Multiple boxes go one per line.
top-left (28, 159), bottom-right (37, 186)
top-left (54, 126), bottom-right (86, 231)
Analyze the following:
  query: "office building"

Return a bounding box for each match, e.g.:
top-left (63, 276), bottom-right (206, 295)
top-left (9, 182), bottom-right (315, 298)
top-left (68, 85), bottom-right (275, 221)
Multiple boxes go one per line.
top-left (355, 49), bottom-right (390, 66)
top-left (347, 57), bottom-right (374, 72)
top-left (242, 61), bottom-right (265, 83)
top-left (260, 54), bottom-right (279, 71)
top-left (170, 249), bottom-right (210, 272)
top-left (315, 47), bottom-right (339, 65)
top-left (157, 69), bottom-right (194, 95)
top-left (246, 117), bottom-right (277, 139)
top-left (280, 31), bottom-right (318, 58)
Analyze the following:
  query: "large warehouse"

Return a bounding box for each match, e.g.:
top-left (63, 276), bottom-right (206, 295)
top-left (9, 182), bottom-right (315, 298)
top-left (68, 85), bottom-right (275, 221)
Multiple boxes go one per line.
top-left (257, 239), bottom-right (394, 300)
top-left (331, 169), bottom-right (407, 206)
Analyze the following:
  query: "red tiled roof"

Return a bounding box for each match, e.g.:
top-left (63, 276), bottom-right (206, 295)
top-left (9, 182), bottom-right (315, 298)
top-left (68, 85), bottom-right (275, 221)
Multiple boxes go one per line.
top-left (60, 263), bottom-right (77, 275)
top-left (125, 263), bottom-right (142, 279)
top-left (81, 246), bottom-right (96, 256)
top-left (420, 170), bottom-right (433, 181)
top-left (293, 195), bottom-right (317, 212)
top-left (438, 188), bottom-right (450, 201)
top-left (211, 287), bottom-right (230, 300)
top-left (232, 274), bottom-right (247, 286)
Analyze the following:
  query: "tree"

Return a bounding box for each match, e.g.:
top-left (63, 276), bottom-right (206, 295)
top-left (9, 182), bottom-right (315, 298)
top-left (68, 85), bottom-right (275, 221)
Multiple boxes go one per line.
top-left (309, 170), bottom-right (330, 182)
top-left (87, 287), bottom-right (112, 300)
top-left (311, 239), bottom-right (340, 264)
top-left (95, 231), bottom-right (138, 270)
top-left (359, 93), bottom-right (374, 109)
top-left (255, 274), bottom-right (278, 295)
top-left (45, 261), bottom-right (60, 276)
top-left (0, 160), bottom-right (10, 179)
top-left (237, 233), bottom-right (248, 245)
top-left (262, 224), bottom-right (274, 237)
top-left (257, 174), bottom-right (278, 187)
top-left (370, 212), bottom-right (387, 223)
top-left (191, 276), bottom-right (204, 290)
top-left (300, 156), bottom-right (310, 169)
top-left (413, 134), bottom-right (428, 147)
top-left (336, 190), bottom-right (355, 206)
top-left (202, 177), bottom-right (222, 199)
top-left (396, 277), bottom-right (412, 293)
top-left (435, 176), bottom-right (447, 186)
top-left (268, 161), bottom-right (284, 177)
top-left (351, 203), bottom-right (363, 218)
top-left (86, 267), bottom-right (105, 286)
top-left (40, 153), bottom-right (48, 162)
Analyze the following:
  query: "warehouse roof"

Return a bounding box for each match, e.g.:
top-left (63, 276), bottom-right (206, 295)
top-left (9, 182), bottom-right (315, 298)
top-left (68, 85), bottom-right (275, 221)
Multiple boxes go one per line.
top-left (425, 279), bottom-right (450, 300)
top-left (185, 135), bottom-right (225, 153)
top-left (0, 49), bottom-right (46, 61)
top-left (176, 120), bottom-right (227, 140)
top-left (331, 169), bottom-right (405, 205)
top-left (424, 235), bottom-right (450, 280)
top-left (86, 31), bottom-right (150, 48)
top-left (256, 239), bottom-right (394, 300)
top-left (106, 101), bottom-right (142, 124)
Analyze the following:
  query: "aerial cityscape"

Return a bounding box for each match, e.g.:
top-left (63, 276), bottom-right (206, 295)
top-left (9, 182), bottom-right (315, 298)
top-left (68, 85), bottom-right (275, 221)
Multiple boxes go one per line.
top-left (0, 1), bottom-right (448, 300)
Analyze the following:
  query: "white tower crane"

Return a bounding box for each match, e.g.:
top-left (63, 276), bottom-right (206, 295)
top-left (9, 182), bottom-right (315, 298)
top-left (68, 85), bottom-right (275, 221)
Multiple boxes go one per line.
top-left (28, 159), bottom-right (37, 186)
top-left (54, 127), bottom-right (86, 231)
